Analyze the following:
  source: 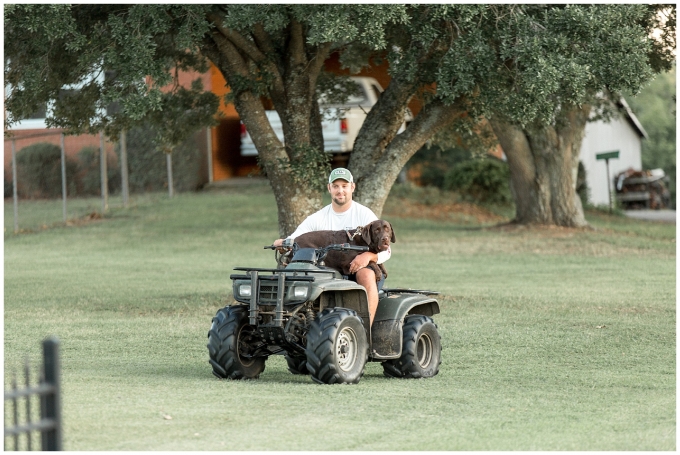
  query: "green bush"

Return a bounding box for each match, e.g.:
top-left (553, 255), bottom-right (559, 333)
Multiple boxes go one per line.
top-left (77, 146), bottom-right (121, 196)
top-left (444, 158), bottom-right (512, 205)
top-left (407, 144), bottom-right (472, 188)
top-left (118, 125), bottom-right (204, 193)
top-left (15, 142), bottom-right (78, 199)
top-left (5, 172), bottom-right (13, 198)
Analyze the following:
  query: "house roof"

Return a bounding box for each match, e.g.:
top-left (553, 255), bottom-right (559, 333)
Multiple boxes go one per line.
top-left (618, 97), bottom-right (649, 140)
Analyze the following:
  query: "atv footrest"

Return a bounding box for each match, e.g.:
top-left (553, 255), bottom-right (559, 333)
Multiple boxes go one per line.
top-left (382, 288), bottom-right (440, 296)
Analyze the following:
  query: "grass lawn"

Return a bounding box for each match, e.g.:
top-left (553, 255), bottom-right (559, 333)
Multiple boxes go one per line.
top-left (4, 184), bottom-right (676, 450)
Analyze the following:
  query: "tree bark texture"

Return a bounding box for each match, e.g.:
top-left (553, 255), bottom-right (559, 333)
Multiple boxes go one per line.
top-left (489, 104), bottom-right (591, 228)
top-left (204, 16), bottom-right (332, 236)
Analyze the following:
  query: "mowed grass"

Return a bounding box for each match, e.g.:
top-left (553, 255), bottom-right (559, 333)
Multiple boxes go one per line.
top-left (4, 184), bottom-right (676, 450)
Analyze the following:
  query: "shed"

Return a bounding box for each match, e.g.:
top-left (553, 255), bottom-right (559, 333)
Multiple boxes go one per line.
top-left (579, 98), bottom-right (648, 206)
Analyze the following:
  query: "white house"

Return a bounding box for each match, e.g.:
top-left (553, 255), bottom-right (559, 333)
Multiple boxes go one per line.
top-left (579, 98), bottom-right (648, 206)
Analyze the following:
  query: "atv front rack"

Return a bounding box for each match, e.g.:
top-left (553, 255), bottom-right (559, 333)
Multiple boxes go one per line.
top-left (232, 268), bottom-right (329, 326)
top-left (231, 268), bottom-right (336, 283)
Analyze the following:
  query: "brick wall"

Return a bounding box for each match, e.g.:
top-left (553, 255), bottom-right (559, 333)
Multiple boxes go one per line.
top-left (4, 130), bottom-right (117, 179)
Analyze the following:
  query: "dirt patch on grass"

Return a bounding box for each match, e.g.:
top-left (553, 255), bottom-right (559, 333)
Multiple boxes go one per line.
top-left (65, 211), bottom-right (104, 227)
top-left (384, 197), bottom-right (508, 225)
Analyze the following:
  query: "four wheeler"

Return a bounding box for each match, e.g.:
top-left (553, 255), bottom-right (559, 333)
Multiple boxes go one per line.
top-left (207, 242), bottom-right (442, 384)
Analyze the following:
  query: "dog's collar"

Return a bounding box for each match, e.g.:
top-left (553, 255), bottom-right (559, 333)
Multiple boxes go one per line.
top-left (346, 226), bottom-right (363, 241)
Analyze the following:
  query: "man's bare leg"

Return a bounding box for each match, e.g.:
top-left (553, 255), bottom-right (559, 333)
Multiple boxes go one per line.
top-left (356, 268), bottom-right (378, 327)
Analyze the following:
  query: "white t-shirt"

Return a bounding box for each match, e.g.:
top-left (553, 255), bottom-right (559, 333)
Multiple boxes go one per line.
top-left (287, 201), bottom-right (391, 264)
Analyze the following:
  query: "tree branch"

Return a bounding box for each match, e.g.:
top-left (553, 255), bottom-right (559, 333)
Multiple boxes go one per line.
top-left (207, 12), bottom-right (268, 65)
top-left (287, 19), bottom-right (306, 69)
top-left (208, 14), bottom-right (284, 97)
top-left (207, 29), bottom-right (249, 78)
top-left (383, 97), bottom-right (465, 163)
top-left (306, 42), bottom-right (332, 99)
top-left (252, 23), bottom-right (276, 59)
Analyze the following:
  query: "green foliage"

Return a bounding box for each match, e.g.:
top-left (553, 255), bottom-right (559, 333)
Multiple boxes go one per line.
top-left (407, 144), bottom-right (473, 189)
top-left (220, 5), bottom-right (408, 50)
top-left (143, 79), bottom-right (220, 153)
top-left (118, 125), bottom-right (204, 193)
top-left (4, 4), bottom-right (218, 139)
top-left (14, 142), bottom-right (78, 199)
top-left (277, 144), bottom-right (331, 192)
top-left (625, 67), bottom-right (676, 205)
top-left (444, 158), bottom-right (512, 206)
top-left (478, 5), bottom-right (662, 126)
top-left (76, 146), bottom-right (121, 196)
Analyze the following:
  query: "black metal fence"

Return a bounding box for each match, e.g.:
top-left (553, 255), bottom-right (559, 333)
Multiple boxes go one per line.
top-left (4, 337), bottom-right (62, 451)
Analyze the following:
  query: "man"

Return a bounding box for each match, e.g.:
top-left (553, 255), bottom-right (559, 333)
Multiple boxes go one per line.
top-left (273, 168), bottom-right (390, 327)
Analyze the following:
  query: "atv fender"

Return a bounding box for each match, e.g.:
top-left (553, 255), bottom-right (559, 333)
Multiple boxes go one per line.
top-left (371, 293), bottom-right (440, 360)
top-left (313, 282), bottom-right (370, 330)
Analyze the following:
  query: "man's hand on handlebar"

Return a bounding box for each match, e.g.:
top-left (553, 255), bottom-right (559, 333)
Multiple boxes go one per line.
top-left (272, 238), bottom-right (292, 253)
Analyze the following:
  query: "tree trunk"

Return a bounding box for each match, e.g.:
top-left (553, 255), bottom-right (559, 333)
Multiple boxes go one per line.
top-left (351, 92), bottom-right (467, 217)
top-left (234, 89), bottom-right (323, 237)
top-left (489, 104), bottom-right (591, 228)
top-left (203, 19), bottom-right (330, 237)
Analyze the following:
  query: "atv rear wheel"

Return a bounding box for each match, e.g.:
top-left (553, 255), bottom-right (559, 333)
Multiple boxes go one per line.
top-left (305, 308), bottom-right (368, 384)
top-left (382, 315), bottom-right (441, 379)
top-left (207, 305), bottom-right (266, 379)
top-left (285, 355), bottom-right (310, 375)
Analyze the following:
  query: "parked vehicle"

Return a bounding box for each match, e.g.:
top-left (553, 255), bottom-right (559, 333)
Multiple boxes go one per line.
top-left (240, 77), bottom-right (411, 156)
top-left (207, 242), bottom-right (442, 384)
top-left (615, 168), bottom-right (671, 210)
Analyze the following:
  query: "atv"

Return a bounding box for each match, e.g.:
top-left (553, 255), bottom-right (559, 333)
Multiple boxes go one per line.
top-left (207, 241), bottom-right (442, 384)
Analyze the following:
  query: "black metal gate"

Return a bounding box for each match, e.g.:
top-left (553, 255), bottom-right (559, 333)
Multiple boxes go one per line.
top-left (4, 337), bottom-right (62, 451)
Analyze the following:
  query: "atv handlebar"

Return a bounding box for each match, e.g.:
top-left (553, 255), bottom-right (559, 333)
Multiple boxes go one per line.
top-left (323, 243), bottom-right (369, 253)
top-left (264, 242), bottom-right (368, 253)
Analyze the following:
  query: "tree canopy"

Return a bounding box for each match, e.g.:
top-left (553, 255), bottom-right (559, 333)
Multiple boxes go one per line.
top-left (4, 4), bottom-right (674, 232)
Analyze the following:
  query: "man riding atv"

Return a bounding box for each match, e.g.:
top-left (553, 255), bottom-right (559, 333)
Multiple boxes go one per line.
top-left (273, 168), bottom-right (388, 327)
top-left (208, 168), bottom-right (442, 384)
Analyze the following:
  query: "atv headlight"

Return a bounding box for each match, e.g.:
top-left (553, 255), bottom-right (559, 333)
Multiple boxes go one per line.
top-left (293, 286), bottom-right (308, 299)
top-left (239, 284), bottom-right (252, 297)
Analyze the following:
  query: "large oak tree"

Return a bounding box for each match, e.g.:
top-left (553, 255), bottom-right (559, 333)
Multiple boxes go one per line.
top-left (5, 5), bottom-right (673, 234)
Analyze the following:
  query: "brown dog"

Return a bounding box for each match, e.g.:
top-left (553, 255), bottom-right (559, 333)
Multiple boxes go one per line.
top-left (293, 219), bottom-right (395, 281)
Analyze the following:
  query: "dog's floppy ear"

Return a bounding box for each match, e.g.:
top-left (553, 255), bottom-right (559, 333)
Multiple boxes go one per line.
top-left (387, 221), bottom-right (396, 243)
top-left (361, 224), bottom-right (372, 246)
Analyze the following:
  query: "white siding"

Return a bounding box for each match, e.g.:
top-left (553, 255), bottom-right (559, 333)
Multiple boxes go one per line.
top-left (579, 117), bottom-right (642, 206)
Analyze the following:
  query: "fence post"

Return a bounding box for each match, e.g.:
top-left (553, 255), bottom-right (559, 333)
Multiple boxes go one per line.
top-left (11, 139), bottom-right (19, 233)
top-left (166, 151), bottom-right (174, 199)
top-left (207, 127), bottom-right (213, 184)
top-left (99, 132), bottom-right (108, 212)
top-left (60, 134), bottom-right (67, 223)
top-left (120, 130), bottom-right (129, 208)
top-left (41, 337), bottom-right (61, 451)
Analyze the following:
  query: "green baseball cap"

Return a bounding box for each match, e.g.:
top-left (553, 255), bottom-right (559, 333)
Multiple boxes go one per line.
top-left (328, 168), bottom-right (353, 183)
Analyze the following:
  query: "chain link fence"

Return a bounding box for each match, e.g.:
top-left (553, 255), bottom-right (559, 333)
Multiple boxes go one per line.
top-left (4, 127), bottom-right (213, 234)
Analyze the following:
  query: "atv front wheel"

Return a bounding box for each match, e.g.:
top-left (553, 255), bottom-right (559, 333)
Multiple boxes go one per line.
top-left (207, 305), bottom-right (266, 379)
top-left (382, 315), bottom-right (441, 379)
top-left (305, 308), bottom-right (368, 384)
